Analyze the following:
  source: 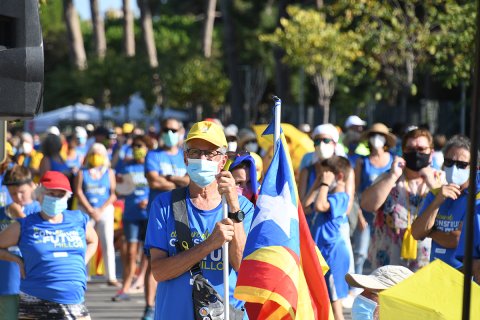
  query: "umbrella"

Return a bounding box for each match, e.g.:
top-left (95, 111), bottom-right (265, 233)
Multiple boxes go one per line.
top-left (252, 123), bottom-right (314, 172)
top-left (379, 260), bottom-right (480, 320)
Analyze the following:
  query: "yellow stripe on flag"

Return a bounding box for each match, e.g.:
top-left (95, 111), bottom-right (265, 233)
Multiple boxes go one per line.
top-left (234, 286), bottom-right (296, 318)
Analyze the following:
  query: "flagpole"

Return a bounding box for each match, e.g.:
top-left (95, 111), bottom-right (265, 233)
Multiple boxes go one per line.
top-left (273, 96), bottom-right (282, 152)
top-left (222, 195), bottom-right (229, 319)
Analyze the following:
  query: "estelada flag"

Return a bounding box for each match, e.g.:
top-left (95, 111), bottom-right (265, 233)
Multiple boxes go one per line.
top-left (234, 134), bottom-right (332, 319)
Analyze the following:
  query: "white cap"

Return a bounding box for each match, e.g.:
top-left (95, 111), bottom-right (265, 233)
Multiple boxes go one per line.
top-left (75, 126), bottom-right (88, 138)
top-left (345, 265), bottom-right (414, 292)
top-left (312, 124), bottom-right (339, 143)
top-left (345, 115), bottom-right (367, 128)
top-left (224, 124), bottom-right (238, 137)
top-left (47, 126), bottom-right (60, 136)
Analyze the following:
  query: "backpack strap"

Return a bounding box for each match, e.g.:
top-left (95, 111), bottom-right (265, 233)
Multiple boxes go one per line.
top-left (171, 187), bottom-right (202, 275)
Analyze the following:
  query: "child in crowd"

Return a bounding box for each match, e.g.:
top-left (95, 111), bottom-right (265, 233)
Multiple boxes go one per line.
top-left (303, 156), bottom-right (351, 320)
top-left (0, 165), bottom-right (40, 318)
top-left (3, 165), bottom-right (40, 218)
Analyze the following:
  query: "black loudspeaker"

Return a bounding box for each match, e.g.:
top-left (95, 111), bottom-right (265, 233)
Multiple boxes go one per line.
top-left (0, 0), bottom-right (44, 120)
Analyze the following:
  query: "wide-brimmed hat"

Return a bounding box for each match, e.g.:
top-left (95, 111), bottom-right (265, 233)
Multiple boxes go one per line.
top-left (362, 123), bottom-right (397, 148)
top-left (345, 265), bottom-right (413, 292)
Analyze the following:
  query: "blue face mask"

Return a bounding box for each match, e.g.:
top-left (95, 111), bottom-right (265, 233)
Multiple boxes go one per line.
top-left (351, 295), bottom-right (377, 320)
top-left (78, 136), bottom-right (87, 145)
top-left (162, 131), bottom-right (179, 147)
top-left (42, 195), bottom-right (68, 217)
top-left (186, 158), bottom-right (219, 188)
top-left (445, 165), bottom-right (469, 186)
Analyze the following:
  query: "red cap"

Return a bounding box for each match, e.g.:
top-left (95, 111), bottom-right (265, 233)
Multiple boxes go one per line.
top-left (40, 171), bottom-right (72, 192)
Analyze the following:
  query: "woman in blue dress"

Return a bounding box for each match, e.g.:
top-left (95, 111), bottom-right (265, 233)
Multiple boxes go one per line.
top-left (0, 171), bottom-right (98, 319)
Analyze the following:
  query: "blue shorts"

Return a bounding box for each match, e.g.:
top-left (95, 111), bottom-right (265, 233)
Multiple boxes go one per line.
top-left (322, 241), bottom-right (350, 301)
top-left (123, 220), bottom-right (147, 243)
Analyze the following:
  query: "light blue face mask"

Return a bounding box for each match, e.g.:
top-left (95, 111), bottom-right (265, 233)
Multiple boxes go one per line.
top-left (78, 136), bottom-right (87, 145)
top-left (445, 165), bottom-right (469, 186)
top-left (42, 195), bottom-right (68, 217)
top-left (186, 158), bottom-right (219, 188)
top-left (162, 131), bottom-right (179, 147)
top-left (351, 294), bottom-right (377, 320)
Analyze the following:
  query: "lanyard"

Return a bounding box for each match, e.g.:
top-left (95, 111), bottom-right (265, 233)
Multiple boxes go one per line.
top-left (404, 177), bottom-right (425, 226)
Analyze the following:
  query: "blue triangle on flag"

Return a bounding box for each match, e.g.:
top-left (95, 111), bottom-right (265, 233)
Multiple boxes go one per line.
top-left (262, 121), bottom-right (283, 136)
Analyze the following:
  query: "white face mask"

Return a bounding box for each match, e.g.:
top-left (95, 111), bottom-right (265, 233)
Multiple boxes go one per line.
top-left (22, 142), bottom-right (33, 154)
top-left (227, 141), bottom-right (237, 152)
top-left (245, 142), bottom-right (258, 153)
top-left (369, 134), bottom-right (386, 149)
top-left (316, 143), bottom-right (335, 159)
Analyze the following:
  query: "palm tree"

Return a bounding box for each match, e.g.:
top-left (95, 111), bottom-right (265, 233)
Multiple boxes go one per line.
top-left (202, 0), bottom-right (217, 58)
top-left (90, 0), bottom-right (107, 59)
top-left (63, 0), bottom-right (87, 69)
top-left (137, 0), bottom-right (158, 67)
top-left (123, 0), bottom-right (135, 57)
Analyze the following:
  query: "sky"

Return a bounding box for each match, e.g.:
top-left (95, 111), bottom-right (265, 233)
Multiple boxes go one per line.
top-left (74, 0), bottom-right (139, 20)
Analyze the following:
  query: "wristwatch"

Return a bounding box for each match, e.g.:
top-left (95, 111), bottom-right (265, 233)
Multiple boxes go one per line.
top-left (228, 210), bottom-right (245, 223)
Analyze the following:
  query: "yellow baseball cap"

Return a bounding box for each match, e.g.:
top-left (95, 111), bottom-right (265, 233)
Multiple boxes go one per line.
top-left (185, 121), bottom-right (227, 148)
top-left (123, 123), bottom-right (134, 134)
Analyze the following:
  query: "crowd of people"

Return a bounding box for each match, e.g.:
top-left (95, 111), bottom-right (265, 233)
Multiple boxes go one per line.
top-left (0, 115), bottom-right (478, 320)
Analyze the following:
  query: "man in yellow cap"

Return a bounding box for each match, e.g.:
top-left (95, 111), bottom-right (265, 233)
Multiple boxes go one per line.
top-left (144, 121), bottom-right (254, 320)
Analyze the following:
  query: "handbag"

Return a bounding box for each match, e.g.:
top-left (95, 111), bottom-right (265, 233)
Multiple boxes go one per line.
top-left (401, 183), bottom-right (418, 260)
top-left (171, 188), bottom-right (245, 320)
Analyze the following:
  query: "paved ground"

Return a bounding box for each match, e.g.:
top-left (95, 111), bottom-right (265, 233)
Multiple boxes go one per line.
top-left (85, 280), bottom-right (352, 320)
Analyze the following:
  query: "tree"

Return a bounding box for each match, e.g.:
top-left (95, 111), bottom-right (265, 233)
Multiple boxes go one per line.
top-left (123, 0), bottom-right (135, 57)
top-left (202, 0), bottom-right (217, 58)
top-left (328, 0), bottom-right (437, 122)
top-left (262, 6), bottom-right (361, 123)
top-left (63, 0), bottom-right (87, 70)
top-left (90, 0), bottom-right (107, 59)
top-left (138, 0), bottom-right (158, 68)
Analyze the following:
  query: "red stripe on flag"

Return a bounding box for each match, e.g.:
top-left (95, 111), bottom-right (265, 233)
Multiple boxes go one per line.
top-left (236, 259), bottom-right (299, 312)
top-left (298, 205), bottom-right (331, 319)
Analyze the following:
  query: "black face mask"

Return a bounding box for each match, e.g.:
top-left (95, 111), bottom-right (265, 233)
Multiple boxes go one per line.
top-left (404, 151), bottom-right (430, 171)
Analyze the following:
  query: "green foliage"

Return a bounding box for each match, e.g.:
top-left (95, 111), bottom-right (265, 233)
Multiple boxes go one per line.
top-left (427, 1), bottom-right (476, 88)
top-left (261, 6), bottom-right (362, 79)
top-left (163, 57), bottom-right (230, 111)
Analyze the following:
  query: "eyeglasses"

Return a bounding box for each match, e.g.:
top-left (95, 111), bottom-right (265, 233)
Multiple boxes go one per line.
top-left (162, 128), bottom-right (178, 133)
top-left (313, 138), bottom-right (333, 146)
top-left (444, 158), bottom-right (469, 169)
top-left (186, 148), bottom-right (224, 160)
top-left (404, 146), bottom-right (431, 153)
top-left (132, 144), bottom-right (145, 148)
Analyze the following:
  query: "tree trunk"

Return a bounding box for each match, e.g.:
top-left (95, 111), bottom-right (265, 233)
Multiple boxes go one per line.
top-left (220, 0), bottom-right (243, 126)
top-left (90, 0), bottom-right (106, 59)
top-left (273, 0), bottom-right (293, 108)
top-left (314, 73), bottom-right (335, 124)
top-left (63, 0), bottom-right (87, 70)
top-left (202, 0), bottom-right (217, 58)
top-left (316, 0), bottom-right (324, 9)
top-left (123, 0), bottom-right (135, 57)
top-left (138, 0), bottom-right (158, 68)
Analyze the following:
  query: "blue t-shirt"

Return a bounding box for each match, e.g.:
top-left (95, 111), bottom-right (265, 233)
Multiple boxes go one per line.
top-left (312, 192), bottom-right (350, 249)
top-left (82, 169), bottom-right (111, 208)
top-left (456, 208), bottom-right (480, 261)
top-left (419, 192), bottom-right (466, 269)
top-left (49, 157), bottom-right (71, 176)
top-left (120, 162), bottom-right (149, 221)
top-left (22, 201), bottom-right (42, 216)
top-left (18, 210), bottom-right (89, 304)
top-left (145, 148), bottom-right (187, 206)
top-left (65, 153), bottom-right (82, 173)
top-left (0, 207), bottom-right (21, 295)
top-left (144, 190), bottom-right (254, 320)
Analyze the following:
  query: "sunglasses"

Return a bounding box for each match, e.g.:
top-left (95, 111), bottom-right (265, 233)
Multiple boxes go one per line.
top-left (132, 144), bottom-right (145, 148)
top-left (404, 146), bottom-right (431, 153)
top-left (314, 138), bottom-right (333, 146)
top-left (444, 158), bottom-right (469, 169)
top-left (162, 128), bottom-right (178, 133)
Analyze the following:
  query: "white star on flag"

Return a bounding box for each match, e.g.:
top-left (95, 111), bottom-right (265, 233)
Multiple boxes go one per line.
top-left (250, 182), bottom-right (298, 238)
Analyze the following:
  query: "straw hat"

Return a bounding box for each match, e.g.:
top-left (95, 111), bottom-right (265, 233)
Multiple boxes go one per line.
top-left (362, 123), bottom-right (397, 149)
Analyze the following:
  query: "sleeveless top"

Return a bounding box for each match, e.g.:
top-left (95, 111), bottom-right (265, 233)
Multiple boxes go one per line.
top-left (18, 210), bottom-right (89, 304)
top-left (0, 207), bottom-right (21, 295)
top-left (82, 168), bottom-right (111, 208)
top-left (360, 154), bottom-right (393, 193)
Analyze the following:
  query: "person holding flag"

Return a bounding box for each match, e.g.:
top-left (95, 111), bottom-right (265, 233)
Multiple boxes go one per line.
top-left (234, 97), bottom-right (333, 319)
top-left (144, 121), bottom-right (254, 320)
